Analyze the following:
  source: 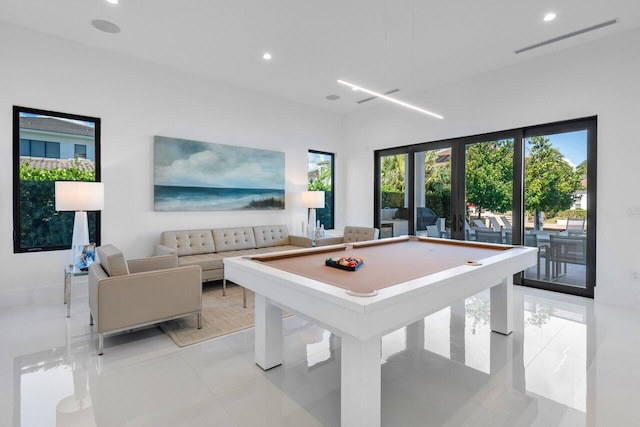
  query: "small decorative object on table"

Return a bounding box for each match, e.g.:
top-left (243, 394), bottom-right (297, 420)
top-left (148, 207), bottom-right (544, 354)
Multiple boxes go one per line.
top-left (325, 256), bottom-right (364, 271)
top-left (76, 243), bottom-right (96, 271)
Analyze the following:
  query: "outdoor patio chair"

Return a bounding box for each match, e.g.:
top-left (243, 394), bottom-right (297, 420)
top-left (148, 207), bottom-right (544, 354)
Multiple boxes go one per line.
top-left (566, 218), bottom-right (586, 232)
top-left (499, 216), bottom-right (513, 230)
top-left (465, 220), bottom-right (475, 240)
top-left (548, 234), bottom-right (587, 280)
top-left (489, 217), bottom-right (502, 231)
top-left (474, 229), bottom-right (503, 244)
top-left (473, 219), bottom-right (489, 229)
top-left (504, 231), bottom-right (547, 280)
top-left (426, 225), bottom-right (440, 237)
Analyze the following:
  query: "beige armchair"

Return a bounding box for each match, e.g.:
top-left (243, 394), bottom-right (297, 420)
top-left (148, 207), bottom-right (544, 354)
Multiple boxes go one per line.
top-left (89, 244), bottom-right (202, 355)
top-left (315, 226), bottom-right (380, 247)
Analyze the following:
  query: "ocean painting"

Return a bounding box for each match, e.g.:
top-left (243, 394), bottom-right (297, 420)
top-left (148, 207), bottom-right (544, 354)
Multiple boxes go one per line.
top-left (154, 136), bottom-right (285, 211)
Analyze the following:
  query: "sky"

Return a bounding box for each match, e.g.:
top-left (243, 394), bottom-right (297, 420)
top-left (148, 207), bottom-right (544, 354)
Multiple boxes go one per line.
top-left (527, 130), bottom-right (587, 168)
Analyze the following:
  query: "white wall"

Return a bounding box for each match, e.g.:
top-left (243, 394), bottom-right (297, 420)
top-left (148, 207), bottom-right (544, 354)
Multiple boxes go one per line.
top-left (3, 21), bottom-right (639, 310)
top-left (0, 23), bottom-right (344, 308)
top-left (343, 27), bottom-right (640, 309)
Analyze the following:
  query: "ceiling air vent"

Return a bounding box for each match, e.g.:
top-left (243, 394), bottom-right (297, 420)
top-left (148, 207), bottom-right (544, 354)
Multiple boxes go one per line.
top-left (357, 89), bottom-right (400, 104)
top-left (515, 18), bottom-right (618, 54)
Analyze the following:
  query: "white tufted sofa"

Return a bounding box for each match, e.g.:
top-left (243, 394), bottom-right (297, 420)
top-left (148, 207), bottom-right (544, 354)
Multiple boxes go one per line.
top-left (154, 225), bottom-right (311, 306)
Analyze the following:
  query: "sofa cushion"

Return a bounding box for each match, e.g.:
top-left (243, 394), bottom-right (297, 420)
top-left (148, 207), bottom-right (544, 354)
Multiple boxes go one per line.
top-left (253, 225), bottom-right (290, 248)
top-left (212, 227), bottom-right (256, 252)
top-left (96, 244), bottom-right (129, 277)
top-left (178, 253), bottom-right (225, 271)
top-left (161, 230), bottom-right (215, 256)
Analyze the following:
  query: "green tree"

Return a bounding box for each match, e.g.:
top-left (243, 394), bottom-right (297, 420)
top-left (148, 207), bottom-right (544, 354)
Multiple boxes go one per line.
top-left (380, 152), bottom-right (451, 218)
top-left (308, 161), bottom-right (333, 228)
top-left (465, 140), bottom-right (513, 218)
top-left (380, 154), bottom-right (406, 193)
top-left (576, 160), bottom-right (587, 182)
top-left (423, 151), bottom-right (451, 220)
top-left (525, 136), bottom-right (582, 229)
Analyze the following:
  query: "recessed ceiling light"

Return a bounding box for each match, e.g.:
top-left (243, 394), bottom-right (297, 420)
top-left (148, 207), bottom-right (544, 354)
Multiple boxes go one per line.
top-left (262, 52), bottom-right (272, 60)
top-left (106, 0), bottom-right (119, 4)
top-left (326, 95), bottom-right (340, 101)
top-left (544, 13), bottom-right (557, 22)
top-left (91, 19), bottom-right (121, 34)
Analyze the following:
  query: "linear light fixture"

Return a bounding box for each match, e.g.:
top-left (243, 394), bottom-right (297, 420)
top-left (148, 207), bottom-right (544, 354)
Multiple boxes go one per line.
top-left (337, 79), bottom-right (443, 119)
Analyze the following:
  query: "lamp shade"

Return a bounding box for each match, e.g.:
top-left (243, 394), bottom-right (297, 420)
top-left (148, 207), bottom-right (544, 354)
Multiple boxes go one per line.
top-left (301, 191), bottom-right (325, 209)
top-left (55, 181), bottom-right (105, 211)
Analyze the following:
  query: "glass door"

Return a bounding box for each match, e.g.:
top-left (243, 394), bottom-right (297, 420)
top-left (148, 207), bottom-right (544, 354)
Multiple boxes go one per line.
top-left (521, 121), bottom-right (596, 297)
top-left (374, 117), bottom-right (595, 298)
top-left (378, 152), bottom-right (409, 238)
top-left (414, 146), bottom-right (452, 239)
top-left (464, 138), bottom-right (515, 243)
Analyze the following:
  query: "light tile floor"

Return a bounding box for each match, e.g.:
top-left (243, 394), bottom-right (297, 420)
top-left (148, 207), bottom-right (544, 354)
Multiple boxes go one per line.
top-left (1, 283), bottom-right (639, 426)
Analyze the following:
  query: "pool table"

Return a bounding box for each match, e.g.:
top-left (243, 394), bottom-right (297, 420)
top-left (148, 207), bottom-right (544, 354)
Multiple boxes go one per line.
top-left (223, 236), bottom-right (537, 427)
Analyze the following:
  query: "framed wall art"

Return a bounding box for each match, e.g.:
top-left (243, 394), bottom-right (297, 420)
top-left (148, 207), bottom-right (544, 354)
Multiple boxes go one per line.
top-left (154, 136), bottom-right (285, 211)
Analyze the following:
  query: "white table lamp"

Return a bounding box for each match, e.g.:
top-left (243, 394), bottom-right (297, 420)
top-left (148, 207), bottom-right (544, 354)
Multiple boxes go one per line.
top-left (301, 191), bottom-right (325, 239)
top-left (55, 181), bottom-right (104, 269)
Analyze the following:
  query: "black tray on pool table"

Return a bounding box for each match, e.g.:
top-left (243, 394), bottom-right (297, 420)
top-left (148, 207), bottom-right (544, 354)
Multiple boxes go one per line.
top-left (325, 258), bottom-right (364, 271)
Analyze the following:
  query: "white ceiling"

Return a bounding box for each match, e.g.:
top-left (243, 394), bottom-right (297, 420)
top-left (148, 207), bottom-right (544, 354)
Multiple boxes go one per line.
top-left (2, 0), bottom-right (639, 115)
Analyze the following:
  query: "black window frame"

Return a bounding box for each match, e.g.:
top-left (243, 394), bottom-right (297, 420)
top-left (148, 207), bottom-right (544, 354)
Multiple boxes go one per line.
top-left (374, 116), bottom-right (596, 298)
top-left (13, 106), bottom-right (101, 253)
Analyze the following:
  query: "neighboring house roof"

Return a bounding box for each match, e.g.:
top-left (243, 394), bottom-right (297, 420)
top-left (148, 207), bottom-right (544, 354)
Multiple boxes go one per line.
top-left (429, 147), bottom-right (452, 166)
top-left (20, 156), bottom-right (95, 172)
top-left (19, 116), bottom-right (94, 137)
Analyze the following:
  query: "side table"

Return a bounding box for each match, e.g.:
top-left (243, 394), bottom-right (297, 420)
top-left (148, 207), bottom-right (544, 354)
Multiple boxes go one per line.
top-left (64, 265), bottom-right (88, 318)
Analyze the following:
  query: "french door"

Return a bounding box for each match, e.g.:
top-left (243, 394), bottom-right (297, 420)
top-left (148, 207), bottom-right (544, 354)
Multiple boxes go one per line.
top-left (374, 117), bottom-right (596, 298)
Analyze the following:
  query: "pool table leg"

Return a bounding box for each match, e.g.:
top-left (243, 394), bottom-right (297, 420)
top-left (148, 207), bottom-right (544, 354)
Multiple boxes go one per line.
top-left (341, 334), bottom-right (381, 427)
top-left (254, 294), bottom-right (283, 370)
top-left (490, 276), bottom-right (513, 335)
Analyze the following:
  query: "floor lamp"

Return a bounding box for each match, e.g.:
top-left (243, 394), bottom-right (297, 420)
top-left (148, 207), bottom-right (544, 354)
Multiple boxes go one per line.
top-left (55, 181), bottom-right (105, 270)
top-left (301, 190), bottom-right (325, 240)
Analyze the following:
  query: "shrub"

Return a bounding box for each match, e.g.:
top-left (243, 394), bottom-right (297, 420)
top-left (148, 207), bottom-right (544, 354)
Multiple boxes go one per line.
top-left (18, 161), bottom-right (97, 250)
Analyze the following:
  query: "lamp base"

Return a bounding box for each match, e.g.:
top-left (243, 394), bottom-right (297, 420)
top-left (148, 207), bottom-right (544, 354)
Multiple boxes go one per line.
top-left (71, 211), bottom-right (90, 271)
top-left (308, 208), bottom-right (317, 241)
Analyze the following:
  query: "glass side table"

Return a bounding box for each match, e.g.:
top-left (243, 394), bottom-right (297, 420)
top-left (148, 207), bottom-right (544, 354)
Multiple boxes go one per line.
top-left (64, 265), bottom-right (88, 318)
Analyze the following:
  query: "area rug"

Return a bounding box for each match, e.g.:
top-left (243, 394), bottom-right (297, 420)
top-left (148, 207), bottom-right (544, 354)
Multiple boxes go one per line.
top-left (158, 282), bottom-right (290, 347)
top-left (159, 283), bottom-right (279, 348)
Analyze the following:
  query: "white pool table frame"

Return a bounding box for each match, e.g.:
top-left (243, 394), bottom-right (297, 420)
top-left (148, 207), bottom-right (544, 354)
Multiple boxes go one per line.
top-left (224, 236), bottom-right (537, 427)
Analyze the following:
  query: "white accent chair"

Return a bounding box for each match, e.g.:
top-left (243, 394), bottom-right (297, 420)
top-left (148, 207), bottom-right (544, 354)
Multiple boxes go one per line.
top-left (315, 226), bottom-right (379, 246)
top-left (89, 244), bottom-right (202, 355)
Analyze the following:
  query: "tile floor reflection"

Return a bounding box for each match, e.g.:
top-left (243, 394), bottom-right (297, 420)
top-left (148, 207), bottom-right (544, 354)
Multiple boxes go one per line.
top-left (1, 285), bottom-right (639, 426)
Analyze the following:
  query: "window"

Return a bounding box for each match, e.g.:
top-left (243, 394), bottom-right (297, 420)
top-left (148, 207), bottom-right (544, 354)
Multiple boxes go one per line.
top-left (13, 106), bottom-right (101, 253)
top-left (374, 117), bottom-right (596, 298)
top-left (19, 139), bottom-right (61, 158)
top-left (308, 150), bottom-right (334, 230)
top-left (74, 144), bottom-right (87, 159)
